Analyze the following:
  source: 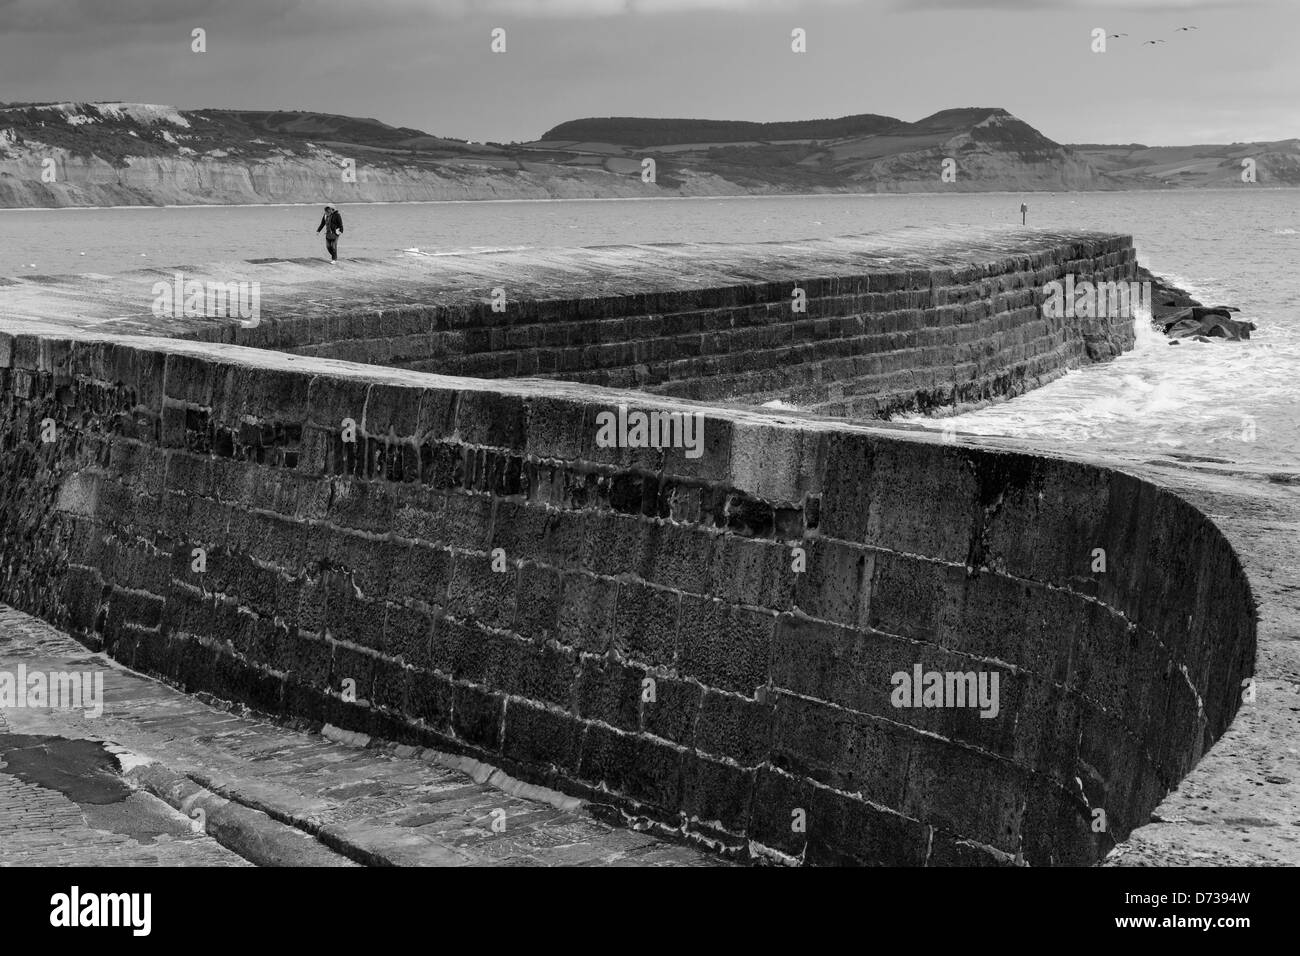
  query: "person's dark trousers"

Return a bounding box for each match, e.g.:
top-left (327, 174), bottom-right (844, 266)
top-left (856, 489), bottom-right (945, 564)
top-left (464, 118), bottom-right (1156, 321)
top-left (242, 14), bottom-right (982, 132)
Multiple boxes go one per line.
top-left (326, 235), bottom-right (338, 260)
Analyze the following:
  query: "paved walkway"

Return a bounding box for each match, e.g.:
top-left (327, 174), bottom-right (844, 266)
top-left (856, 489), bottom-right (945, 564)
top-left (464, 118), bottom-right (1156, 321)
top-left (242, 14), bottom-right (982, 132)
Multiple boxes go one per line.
top-left (0, 606), bottom-right (719, 867)
top-left (0, 708), bottom-right (248, 866)
top-left (0, 225), bottom-right (1113, 339)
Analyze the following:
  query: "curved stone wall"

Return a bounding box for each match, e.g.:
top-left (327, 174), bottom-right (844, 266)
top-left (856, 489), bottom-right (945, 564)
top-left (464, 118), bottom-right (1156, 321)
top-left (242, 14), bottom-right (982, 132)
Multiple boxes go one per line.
top-left (0, 330), bottom-right (1254, 865)
top-left (163, 228), bottom-right (1138, 419)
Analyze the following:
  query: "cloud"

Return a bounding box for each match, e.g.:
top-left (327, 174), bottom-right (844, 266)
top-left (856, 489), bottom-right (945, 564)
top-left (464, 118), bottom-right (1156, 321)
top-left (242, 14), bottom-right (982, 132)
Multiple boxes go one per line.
top-left (0, 0), bottom-right (1275, 35)
top-left (0, 0), bottom-right (299, 31)
top-left (0, 0), bottom-right (870, 32)
top-left (380, 0), bottom-right (862, 14)
top-left (896, 0), bottom-right (1268, 10)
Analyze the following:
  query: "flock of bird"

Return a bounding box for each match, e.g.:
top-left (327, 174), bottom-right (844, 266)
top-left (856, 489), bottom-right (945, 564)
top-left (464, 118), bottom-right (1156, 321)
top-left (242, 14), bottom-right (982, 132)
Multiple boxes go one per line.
top-left (1108, 26), bottom-right (1199, 45)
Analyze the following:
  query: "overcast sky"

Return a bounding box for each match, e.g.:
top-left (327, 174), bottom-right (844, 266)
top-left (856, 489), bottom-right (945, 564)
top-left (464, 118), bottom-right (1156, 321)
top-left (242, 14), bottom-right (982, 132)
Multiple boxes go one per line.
top-left (0, 0), bottom-right (1294, 146)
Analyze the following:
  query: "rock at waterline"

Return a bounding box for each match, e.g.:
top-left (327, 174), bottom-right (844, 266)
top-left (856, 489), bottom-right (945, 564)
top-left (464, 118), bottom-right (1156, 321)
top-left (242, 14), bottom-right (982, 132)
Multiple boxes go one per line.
top-left (1136, 265), bottom-right (1255, 341)
top-left (1163, 308), bottom-right (1257, 340)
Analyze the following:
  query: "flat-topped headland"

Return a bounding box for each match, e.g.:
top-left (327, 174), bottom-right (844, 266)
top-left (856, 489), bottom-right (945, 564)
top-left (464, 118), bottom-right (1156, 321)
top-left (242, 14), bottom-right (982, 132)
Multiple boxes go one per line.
top-left (0, 226), bottom-right (1285, 866)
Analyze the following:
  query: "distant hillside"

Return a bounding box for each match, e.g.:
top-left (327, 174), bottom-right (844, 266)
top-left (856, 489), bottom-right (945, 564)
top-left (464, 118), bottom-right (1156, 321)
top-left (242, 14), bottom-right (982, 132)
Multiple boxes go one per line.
top-left (535, 107), bottom-right (1106, 193)
top-left (0, 101), bottom-right (1295, 208)
top-left (0, 102), bottom-right (723, 207)
top-left (540, 114), bottom-right (903, 147)
top-left (0, 102), bottom-right (500, 166)
top-left (1069, 139), bottom-right (1300, 187)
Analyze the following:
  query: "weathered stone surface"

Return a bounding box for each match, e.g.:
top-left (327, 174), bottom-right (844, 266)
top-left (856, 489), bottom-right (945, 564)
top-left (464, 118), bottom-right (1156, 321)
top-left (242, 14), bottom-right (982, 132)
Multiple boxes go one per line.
top-left (0, 229), bottom-right (1264, 867)
top-left (1137, 264), bottom-right (1256, 341)
top-left (0, 606), bottom-right (718, 867)
top-left (0, 226), bottom-right (1137, 419)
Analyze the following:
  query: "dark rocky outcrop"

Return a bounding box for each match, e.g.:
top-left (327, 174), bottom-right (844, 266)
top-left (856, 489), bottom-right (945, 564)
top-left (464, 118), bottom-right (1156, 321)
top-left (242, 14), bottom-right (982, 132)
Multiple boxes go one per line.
top-left (1137, 265), bottom-right (1255, 341)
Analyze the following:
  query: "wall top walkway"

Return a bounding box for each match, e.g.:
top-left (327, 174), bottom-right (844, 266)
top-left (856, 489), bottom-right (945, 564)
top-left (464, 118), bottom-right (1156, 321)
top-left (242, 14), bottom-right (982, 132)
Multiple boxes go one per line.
top-left (0, 225), bottom-right (1129, 340)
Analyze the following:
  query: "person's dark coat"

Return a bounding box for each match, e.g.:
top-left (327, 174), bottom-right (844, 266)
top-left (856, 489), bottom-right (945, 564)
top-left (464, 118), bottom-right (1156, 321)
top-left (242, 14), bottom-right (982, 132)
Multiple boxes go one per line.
top-left (317, 209), bottom-right (343, 238)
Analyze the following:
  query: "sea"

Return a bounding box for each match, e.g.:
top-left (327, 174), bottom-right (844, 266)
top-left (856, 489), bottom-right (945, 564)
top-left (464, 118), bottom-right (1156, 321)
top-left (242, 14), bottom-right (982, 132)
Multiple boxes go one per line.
top-left (1, 189), bottom-right (1297, 473)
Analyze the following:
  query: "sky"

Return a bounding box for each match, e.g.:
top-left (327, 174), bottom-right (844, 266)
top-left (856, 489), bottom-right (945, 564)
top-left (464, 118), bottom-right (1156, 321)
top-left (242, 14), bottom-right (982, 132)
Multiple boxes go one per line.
top-left (0, 0), bottom-right (1295, 146)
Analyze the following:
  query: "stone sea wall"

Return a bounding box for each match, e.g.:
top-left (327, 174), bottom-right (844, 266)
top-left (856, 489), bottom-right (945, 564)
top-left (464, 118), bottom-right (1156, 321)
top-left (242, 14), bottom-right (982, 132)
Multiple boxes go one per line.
top-left (0, 329), bottom-right (1255, 865)
top-left (167, 230), bottom-right (1138, 420)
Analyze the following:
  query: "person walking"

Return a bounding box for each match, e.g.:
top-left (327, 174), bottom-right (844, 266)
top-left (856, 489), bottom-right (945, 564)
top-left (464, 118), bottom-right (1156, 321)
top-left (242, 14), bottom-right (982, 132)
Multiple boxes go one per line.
top-left (316, 205), bottom-right (344, 261)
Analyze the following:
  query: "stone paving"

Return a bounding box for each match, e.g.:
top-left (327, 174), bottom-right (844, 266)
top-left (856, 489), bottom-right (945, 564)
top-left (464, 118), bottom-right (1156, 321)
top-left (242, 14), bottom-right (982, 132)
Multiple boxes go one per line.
top-left (0, 707), bottom-right (248, 866)
top-left (0, 606), bottom-right (721, 866)
top-left (0, 224), bottom-right (1124, 339)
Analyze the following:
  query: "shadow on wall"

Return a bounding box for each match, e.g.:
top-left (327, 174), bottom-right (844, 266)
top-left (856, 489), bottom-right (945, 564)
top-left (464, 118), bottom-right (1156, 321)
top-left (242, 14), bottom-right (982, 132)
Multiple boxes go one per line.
top-left (0, 333), bottom-right (1256, 865)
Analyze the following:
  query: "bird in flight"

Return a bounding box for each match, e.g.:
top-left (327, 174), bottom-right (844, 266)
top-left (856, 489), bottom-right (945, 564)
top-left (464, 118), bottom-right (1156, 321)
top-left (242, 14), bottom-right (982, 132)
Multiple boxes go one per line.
top-left (1143, 39), bottom-right (1167, 45)
top-left (1109, 33), bottom-right (1128, 38)
top-left (1175, 26), bottom-right (1198, 31)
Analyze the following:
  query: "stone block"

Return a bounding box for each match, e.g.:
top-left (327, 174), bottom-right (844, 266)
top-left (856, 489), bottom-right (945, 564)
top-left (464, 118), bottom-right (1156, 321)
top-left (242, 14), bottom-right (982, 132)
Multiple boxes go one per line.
top-left (677, 597), bottom-right (774, 696)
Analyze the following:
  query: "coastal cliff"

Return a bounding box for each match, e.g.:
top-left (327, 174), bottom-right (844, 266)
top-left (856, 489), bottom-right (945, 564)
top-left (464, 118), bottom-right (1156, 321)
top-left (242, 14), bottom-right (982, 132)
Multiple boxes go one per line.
top-left (0, 149), bottom-right (747, 208)
top-left (2, 102), bottom-right (1295, 209)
